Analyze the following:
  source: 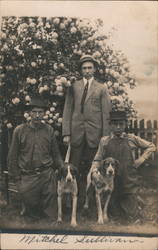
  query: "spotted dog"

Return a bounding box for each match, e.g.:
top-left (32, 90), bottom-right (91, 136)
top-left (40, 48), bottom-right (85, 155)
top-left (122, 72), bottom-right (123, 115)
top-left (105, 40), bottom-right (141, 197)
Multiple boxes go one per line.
top-left (56, 163), bottom-right (78, 227)
top-left (84, 157), bottom-right (119, 224)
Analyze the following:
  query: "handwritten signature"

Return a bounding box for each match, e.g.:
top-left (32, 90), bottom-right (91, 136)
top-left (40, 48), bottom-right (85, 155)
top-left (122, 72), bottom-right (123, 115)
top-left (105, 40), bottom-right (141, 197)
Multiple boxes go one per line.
top-left (19, 235), bottom-right (144, 245)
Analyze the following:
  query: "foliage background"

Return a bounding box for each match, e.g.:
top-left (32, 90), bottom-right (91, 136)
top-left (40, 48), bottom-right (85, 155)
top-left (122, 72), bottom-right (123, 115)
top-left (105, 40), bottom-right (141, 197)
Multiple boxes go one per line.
top-left (0, 16), bottom-right (137, 137)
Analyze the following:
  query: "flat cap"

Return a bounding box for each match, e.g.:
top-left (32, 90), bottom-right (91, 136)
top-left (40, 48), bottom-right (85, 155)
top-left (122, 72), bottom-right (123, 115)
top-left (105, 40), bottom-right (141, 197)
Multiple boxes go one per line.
top-left (27, 95), bottom-right (48, 110)
top-left (79, 55), bottom-right (98, 68)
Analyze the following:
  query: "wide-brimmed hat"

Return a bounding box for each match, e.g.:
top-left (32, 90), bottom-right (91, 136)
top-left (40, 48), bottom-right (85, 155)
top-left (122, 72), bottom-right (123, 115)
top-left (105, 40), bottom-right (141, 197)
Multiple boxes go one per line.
top-left (79, 55), bottom-right (98, 69)
top-left (110, 111), bottom-right (127, 121)
top-left (26, 95), bottom-right (48, 110)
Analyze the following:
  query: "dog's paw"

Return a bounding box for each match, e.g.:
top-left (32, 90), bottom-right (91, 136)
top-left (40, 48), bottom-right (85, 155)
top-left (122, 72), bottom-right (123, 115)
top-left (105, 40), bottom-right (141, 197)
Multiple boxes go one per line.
top-left (57, 219), bottom-right (62, 224)
top-left (97, 218), bottom-right (104, 225)
top-left (71, 221), bottom-right (77, 227)
top-left (103, 216), bottom-right (109, 223)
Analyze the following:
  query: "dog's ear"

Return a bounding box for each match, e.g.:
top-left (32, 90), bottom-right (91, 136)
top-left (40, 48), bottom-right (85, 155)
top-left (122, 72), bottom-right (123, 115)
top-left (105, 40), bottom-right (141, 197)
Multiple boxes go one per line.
top-left (114, 159), bottom-right (120, 167)
top-left (114, 159), bottom-right (121, 176)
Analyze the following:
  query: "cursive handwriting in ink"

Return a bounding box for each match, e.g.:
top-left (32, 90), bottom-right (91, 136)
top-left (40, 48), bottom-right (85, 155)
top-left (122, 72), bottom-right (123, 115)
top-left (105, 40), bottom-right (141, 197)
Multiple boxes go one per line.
top-left (74, 235), bottom-right (144, 244)
top-left (19, 234), bottom-right (68, 245)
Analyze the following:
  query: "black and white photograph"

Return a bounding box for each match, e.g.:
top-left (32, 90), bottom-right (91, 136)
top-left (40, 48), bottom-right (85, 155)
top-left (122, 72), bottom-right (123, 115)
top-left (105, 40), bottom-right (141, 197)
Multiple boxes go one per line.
top-left (0, 1), bottom-right (158, 249)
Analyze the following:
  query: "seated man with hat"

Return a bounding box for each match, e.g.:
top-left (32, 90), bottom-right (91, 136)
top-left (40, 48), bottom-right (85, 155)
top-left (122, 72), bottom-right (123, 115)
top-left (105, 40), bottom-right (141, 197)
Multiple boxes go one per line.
top-left (8, 95), bottom-right (64, 221)
top-left (89, 110), bottom-right (156, 222)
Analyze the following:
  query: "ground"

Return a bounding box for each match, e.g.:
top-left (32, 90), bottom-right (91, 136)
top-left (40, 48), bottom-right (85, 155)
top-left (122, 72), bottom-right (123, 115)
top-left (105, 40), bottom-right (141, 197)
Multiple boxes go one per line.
top-left (0, 185), bottom-right (157, 235)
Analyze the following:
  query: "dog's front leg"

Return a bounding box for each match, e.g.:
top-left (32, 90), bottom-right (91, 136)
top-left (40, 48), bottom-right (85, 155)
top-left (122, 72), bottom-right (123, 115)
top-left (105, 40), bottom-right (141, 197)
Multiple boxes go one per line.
top-left (57, 194), bottom-right (62, 223)
top-left (103, 192), bottom-right (111, 222)
top-left (71, 194), bottom-right (77, 227)
top-left (96, 192), bottom-right (104, 224)
top-left (83, 172), bottom-right (91, 210)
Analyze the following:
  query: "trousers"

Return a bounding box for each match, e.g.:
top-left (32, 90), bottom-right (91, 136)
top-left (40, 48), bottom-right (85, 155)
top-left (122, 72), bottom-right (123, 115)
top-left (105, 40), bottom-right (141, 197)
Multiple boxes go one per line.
top-left (70, 136), bottom-right (97, 176)
top-left (19, 167), bottom-right (57, 220)
top-left (104, 137), bottom-right (141, 220)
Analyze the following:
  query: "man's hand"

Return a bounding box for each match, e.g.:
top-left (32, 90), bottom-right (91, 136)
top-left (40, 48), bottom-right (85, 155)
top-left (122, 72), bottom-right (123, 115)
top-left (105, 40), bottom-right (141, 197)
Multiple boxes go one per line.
top-left (63, 136), bottom-right (70, 145)
top-left (133, 157), bottom-right (145, 169)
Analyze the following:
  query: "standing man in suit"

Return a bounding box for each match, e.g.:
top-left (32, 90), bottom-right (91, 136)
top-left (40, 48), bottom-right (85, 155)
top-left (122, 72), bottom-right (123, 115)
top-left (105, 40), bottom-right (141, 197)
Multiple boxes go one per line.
top-left (62, 55), bottom-right (111, 178)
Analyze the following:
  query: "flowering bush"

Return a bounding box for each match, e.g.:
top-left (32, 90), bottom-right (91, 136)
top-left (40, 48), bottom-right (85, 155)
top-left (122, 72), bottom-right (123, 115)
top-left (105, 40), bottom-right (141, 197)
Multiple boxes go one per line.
top-left (0, 16), bottom-right (137, 135)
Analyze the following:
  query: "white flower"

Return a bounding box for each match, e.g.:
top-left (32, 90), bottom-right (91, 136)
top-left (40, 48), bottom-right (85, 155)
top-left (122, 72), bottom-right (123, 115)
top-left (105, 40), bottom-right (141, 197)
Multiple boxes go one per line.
top-left (51, 39), bottom-right (58, 45)
top-left (3, 44), bottom-right (8, 50)
top-left (43, 115), bottom-right (49, 120)
top-left (49, 113), bottom-right (53, 118)
top-left (60, 77), bottom-right (67, 85)
top-left (45, 22), bottom-right (51, 28)
top-left (29, 22), bottom-right (36, 28)
top-left (55, 113), bottom-right (60, 118)
top-left (31, 62), bottom-right (37, 67)
top-left (93, 51), bottom-right (101, 58)
top-left (70, 27), bottom-right (77, 34)
top-left (45, 110), bottom-right (50, 115)
top-left (53, 18), bottom-right (60, 25)
top-left (25, 95), bottom-right (31, 102)
top-left (7, 123), bottom-right (13, 129)
top-left (50, 107), bottom-right (55, 112)
top-left (51, 32), bottom-right (58, 39)
top-left (60, 23), bottom-right (66, 29)
top-left (24, 112), bottom-right (29, 118)
top-left (55, 78), bottom-right (62, 85)
top-left (109, 69), bottom-right (115, 76)
top-left (58, 118), bottom-right (62, 123)
top-left (39, 87), bottom-right (44, 93)
top-left (59, 63), bottom-right (64, 68)
top-left (43, 85), bottom-right (49, 91)
top-left (53, 116), bottom-right (57, 121)
top-left (52, 102), bottom-right (57, 107)
top-left (1, 32), bottom-right (7, 39)
top-left (30, 79), bottom-right (37, 84)
top-left (80, 40), bottom-right (87, 47)
top-left (53, 63), bottom-right (58, 70)
top-left (48, 119), bottom-right (54, 124)
top-left (113, 82), bottom-right (119, 89)
top-left (107, 81), bottom-right (113, 88)
top-left (77, 50), bottom-right (82, 56)
top-left (56, 86), bottom-right (63, 92)
top-left (12, 97), bottom-right (20, 104)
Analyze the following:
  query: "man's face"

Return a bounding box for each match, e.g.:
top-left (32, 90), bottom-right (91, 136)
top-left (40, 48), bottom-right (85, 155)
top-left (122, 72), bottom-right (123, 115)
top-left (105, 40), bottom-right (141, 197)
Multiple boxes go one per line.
top-left (81, 61), bottom-right (96, 80)
top-left (30, 107), bottom-right (45, 124)
top-left (110, 120), bottom-right (126, 137)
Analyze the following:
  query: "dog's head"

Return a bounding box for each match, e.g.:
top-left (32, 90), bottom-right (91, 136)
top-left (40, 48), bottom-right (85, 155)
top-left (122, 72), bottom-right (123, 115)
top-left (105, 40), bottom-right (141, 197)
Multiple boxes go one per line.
top-left (91, 157), bottom-right (120, 189)
top-left (57, 163), bottom-right (78, 182)
top-left (99, 157), bottom-right (120, 177)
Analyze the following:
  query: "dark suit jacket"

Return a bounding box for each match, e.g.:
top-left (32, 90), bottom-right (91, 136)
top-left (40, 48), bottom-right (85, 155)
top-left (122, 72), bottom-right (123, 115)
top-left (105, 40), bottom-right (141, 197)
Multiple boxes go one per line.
top-left (62, 79), bottom-right (111, 148)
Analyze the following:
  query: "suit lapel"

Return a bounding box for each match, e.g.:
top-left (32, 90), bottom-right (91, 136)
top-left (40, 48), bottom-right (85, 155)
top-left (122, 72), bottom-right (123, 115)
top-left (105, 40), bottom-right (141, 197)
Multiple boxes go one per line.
top-left (85, 80), bottom-right (96, 103)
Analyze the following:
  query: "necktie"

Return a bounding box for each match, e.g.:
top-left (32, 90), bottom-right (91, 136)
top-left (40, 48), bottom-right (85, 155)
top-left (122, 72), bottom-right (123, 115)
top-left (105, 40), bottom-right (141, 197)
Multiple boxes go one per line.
top-left (81, 80), bottom-right (89, 113)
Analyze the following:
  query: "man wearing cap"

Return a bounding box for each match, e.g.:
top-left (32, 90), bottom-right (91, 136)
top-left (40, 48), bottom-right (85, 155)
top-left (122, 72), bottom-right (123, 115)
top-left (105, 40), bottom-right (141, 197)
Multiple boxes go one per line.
top-left (62, 55), bottom-right (111, 178)
top-left (88, 110), bottom-right (156, 222)
top-left (8, 95), bottom-right (64, 221)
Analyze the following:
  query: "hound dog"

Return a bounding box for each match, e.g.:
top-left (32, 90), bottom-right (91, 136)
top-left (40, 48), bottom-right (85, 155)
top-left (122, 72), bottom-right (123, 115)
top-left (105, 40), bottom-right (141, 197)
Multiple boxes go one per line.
top-left (56, 163), bottom-right (78, 227)
top-left (84, 157), bottom-right (119, 224)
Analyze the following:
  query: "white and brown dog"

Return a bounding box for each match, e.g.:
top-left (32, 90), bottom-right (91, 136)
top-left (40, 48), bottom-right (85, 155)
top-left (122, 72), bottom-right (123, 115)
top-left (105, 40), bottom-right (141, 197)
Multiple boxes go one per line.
top-left (84, 157), bottom-right (119, 224)
top-left (56, 163), bottom-right (78, 227)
